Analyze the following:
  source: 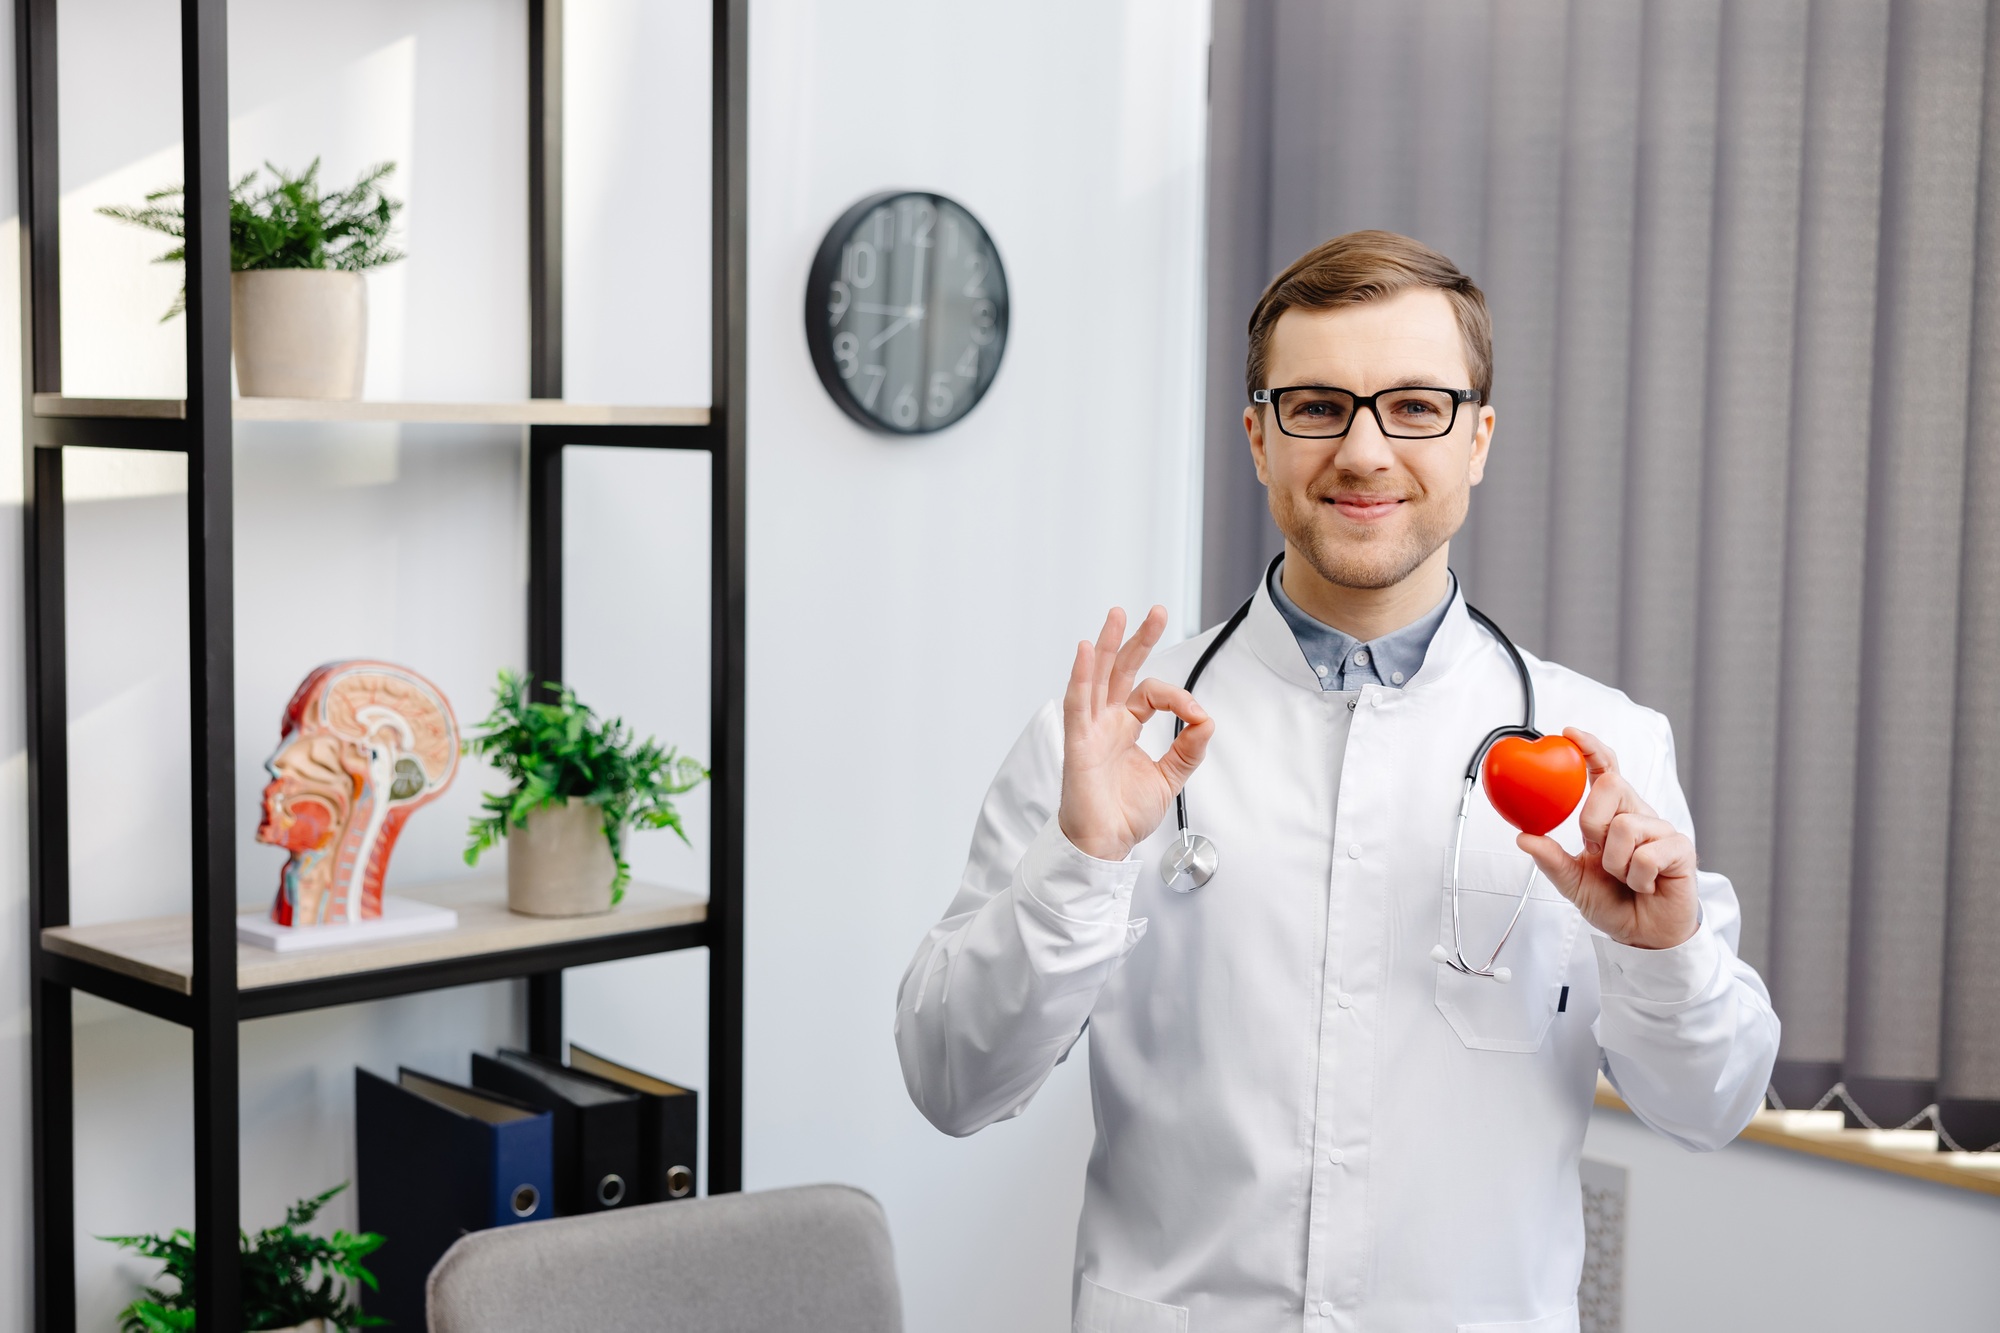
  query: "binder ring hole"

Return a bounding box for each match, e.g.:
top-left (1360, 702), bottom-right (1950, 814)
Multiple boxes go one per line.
top-left (598, 1173), bottom-right (627, 1207)
top-left (510, 1184), bottom-right (540, 1218)
top-left (666, 1165), bottom-right (694, 1199)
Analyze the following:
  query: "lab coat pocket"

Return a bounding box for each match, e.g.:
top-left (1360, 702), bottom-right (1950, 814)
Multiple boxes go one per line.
top-left (1434, 849), bottom-right (1581, 1053)
top-left (1075, 1275), bottom-right (1189, 1333)
top-left (1457, 1303), bottom-right (1579, 1332)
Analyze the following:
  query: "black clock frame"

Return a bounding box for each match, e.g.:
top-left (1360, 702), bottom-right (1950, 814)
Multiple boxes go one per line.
top-left (805, 190), bottom-right (1010, 436)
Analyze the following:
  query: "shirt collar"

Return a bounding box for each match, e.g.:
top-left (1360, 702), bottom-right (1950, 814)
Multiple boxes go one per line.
top-left (1267, 559), bottom-right (1456, 692)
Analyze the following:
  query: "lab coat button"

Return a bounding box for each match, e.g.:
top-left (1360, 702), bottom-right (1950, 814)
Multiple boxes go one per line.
top-left (1318, 1300), bottom-right (1335, 1317)
top-left (1347, 843), bottom-right (1361, 859)
top-left (1337, 993), bottom-right (1354, 1009)
top-left (1327, 1148), bottom-right (1346, 1165)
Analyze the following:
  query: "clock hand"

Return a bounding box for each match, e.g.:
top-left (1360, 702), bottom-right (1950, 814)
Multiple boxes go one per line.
top-left (910, 238), bottom-right (929, 319)
top-left (853, 302), bottom-right (923, 317)
top-left (868, 314), bottom-right (916, 350)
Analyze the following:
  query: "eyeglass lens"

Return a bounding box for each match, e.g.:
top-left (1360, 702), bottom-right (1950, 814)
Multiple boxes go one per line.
top-left (1275, 387), bottom-right (1459, 439)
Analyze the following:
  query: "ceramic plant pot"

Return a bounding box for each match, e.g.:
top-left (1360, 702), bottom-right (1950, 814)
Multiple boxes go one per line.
top-left (507, 798), bottom-right (618, 917)
top-left (231, 269), bottom-right (367, 399)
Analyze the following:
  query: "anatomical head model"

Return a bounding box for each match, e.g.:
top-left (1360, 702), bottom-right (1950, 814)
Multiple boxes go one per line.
top-left (258, 660), bottom-right (459, 926)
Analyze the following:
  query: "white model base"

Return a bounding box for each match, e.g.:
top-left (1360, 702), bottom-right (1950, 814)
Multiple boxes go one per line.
top-left (236, 896), bottom-right (459, 953)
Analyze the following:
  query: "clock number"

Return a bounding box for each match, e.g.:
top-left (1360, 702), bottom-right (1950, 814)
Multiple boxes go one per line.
top-left (828, 280), bottom-right (851, 325)
top-left (954, 344), bottom-right (979, 379)
top-left (872, 209), bottom-right (894, 248)
top-left (944, 216), bottom-right (959, 257)
top-left (964, 254), bottom-right (987, 298)
top-left (969, 298), bottom-right (997, 346)
top-left (860, 365), bottom-right (887, 408)
top-left (834, 332), bottom-right (859, 379)
top-left (845, 243), bottom-right (878, 290)
top-left (909, 201), bottom-right (934, 248)
top-left (928, 372), bottom-right (955, 419)
top-left (891, 382), bottom-right (920, 427)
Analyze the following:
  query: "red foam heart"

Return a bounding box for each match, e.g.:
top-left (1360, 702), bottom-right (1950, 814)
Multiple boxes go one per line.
top-left (1481, 734), bottom-right (1587, 836)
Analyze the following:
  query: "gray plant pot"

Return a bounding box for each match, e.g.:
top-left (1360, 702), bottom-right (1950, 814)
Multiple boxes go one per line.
top-left (231, 269), bottom-right (367, 399)
top-left (506, 798), bottom-right (618, 917)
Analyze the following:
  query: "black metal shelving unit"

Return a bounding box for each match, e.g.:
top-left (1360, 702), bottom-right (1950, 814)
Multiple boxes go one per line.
top-left (18, 0), bottom-right (748, 1327)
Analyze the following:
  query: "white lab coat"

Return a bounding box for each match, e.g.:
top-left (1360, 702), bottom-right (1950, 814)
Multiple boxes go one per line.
top-left (895, 582), bottom-right (1779, 1333)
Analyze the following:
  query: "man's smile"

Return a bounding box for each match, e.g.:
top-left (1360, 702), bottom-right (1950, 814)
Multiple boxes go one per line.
top-left (1323, 492), bottom-right (1407, 523)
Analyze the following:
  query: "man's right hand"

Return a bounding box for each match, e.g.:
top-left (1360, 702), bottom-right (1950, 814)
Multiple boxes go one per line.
top-left (1057, 606), bottom-right (1216, 862)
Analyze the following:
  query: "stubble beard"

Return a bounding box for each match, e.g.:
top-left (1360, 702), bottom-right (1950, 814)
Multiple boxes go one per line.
top-left (1270, 475), bottom-right (1469, 592)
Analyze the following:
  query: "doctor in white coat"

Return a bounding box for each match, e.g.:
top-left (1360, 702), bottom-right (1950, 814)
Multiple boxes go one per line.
top-left (895, 230), bottom-right (1779, 1333)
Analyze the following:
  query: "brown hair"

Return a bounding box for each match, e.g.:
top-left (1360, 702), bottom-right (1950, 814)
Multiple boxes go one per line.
top-left (1245, 229), bottom-right (1492, 404)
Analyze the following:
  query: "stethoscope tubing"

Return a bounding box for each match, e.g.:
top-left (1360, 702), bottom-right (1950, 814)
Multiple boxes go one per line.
top-left (1165, 558), bottom-right (1544, 981)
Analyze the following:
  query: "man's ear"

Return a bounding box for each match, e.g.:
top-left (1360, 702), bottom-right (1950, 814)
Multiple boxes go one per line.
top-left (1466, 404), bottom-right (1495, 486)
top-left (1244, 405), bottom-right (1273, 486)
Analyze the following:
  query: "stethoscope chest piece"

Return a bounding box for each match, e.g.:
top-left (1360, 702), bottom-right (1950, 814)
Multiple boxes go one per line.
top-left (1161, 827), bottom-right (1219, 892)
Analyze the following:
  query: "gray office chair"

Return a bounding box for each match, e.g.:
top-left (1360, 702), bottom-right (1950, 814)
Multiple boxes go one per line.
top-left (426, 1183), bottom-right (903, 1333)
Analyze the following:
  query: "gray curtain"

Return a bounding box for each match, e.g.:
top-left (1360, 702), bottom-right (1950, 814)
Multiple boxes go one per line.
top-left (1205, 0), bottom-right (2000, 1147)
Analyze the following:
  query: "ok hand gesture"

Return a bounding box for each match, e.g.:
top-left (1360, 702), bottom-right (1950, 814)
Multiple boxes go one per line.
top-left (1057, 607), bottom-right (1216, 862)
top-left (1516, 729), bottom-right (1701, 950)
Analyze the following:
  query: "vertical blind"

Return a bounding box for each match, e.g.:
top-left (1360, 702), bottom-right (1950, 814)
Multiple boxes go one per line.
top-left (1204, 0), bottom-right (2000, 1148)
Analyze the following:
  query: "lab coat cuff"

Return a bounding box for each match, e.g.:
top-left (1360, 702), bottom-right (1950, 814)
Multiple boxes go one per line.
top-left (1016, 817), bottom-right (1143, 925)
top-left (1591, 924), bottom-right (1723, 1007)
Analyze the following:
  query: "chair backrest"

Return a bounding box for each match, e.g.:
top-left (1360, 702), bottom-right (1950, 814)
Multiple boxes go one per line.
top-left (426, 1183), bottom-right (902, 1333)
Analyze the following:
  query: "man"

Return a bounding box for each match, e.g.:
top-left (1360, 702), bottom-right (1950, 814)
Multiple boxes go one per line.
top-left (896, 231), bottom-right (1778, 1333)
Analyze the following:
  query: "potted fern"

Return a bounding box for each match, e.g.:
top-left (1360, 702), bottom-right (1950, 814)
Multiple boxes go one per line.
top-left (101, 1184), bottom-right (385, 1332)
top-left (464, 670), bottom-right (710, 917)
top-left (98, 159), bottom-right (405, 399)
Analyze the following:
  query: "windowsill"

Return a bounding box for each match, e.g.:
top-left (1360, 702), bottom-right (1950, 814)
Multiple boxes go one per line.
top-left (1594, 1075), bottom-right (2000, 1198)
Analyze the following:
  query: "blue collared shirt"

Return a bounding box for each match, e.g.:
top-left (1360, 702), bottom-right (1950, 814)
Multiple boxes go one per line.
top-left (1267, 560), bottom-right (1455, 692)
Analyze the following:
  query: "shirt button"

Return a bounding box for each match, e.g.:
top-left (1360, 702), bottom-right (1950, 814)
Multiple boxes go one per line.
top-left (1347, 843), bottom-right (1361, 859)
top-left (1314, 663), bottom-right (1329, 677)
top-left (1337, 993), bottom-right (1354, 1008)
top-left (1391, 670), bottom-right (1405, 684)
top-left (1353, 649), bottom-right (1370, 666)
top-left (1319, 1301), bottom-right (1335, 1317)
top-left (1328, 1148), bottom-right (1346, 1165)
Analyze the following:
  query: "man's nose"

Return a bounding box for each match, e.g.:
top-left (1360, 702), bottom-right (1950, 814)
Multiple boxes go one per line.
top-left (1332, 405), bottom-right (1397, 470)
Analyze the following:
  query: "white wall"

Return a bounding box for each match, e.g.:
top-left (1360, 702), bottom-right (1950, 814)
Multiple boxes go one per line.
top-left (732, 4), bottom-right (1211, 1329)
top-left (1584, 1110), bottom-right (2000, 1331)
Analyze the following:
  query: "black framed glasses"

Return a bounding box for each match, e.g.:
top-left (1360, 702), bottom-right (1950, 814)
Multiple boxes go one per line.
top-left (1252, 385), bottom-right (1481, 440)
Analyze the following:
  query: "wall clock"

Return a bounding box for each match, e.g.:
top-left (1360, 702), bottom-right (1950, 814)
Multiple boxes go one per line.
top-left (805, 190), bottom-right (1009, 435)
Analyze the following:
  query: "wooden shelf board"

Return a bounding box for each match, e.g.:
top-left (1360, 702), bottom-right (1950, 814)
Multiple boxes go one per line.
top-left (1595, 1075), bottom-right (2000, 1198)
top-left (33, 394), bottom-right (709, 427)
top-left (41, 876), bottom-right (707, 996)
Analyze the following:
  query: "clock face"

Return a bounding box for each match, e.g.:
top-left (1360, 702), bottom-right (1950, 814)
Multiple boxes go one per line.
top-left (806, 191), bottom-right (1009, 434)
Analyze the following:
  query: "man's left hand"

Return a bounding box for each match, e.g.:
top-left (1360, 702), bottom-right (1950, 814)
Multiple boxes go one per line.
top-left (1516, 728), bottom-right (1701, 950)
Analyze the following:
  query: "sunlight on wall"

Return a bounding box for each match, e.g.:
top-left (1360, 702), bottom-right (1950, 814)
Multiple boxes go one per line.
top-left (59, 36), bottom-right (419, 400)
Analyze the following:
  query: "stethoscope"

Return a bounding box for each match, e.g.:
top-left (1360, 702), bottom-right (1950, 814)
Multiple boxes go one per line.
top-left (1160, 558), bottom-right (1544, 983)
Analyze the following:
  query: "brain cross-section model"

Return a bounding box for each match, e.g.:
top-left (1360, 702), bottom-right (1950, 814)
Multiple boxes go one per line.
top-left (257, 660), bottom-right (459, 927)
